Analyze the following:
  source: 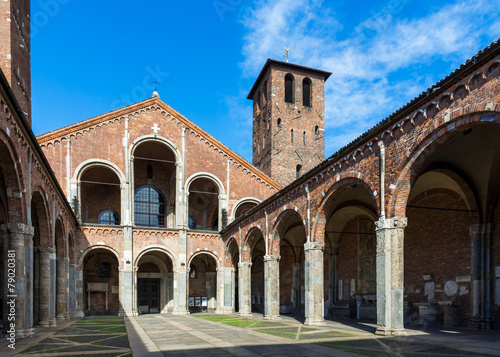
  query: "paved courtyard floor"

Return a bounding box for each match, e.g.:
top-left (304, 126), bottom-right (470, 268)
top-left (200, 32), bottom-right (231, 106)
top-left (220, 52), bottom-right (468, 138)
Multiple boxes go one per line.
top-left (1, 313), bottom-right (500, 357)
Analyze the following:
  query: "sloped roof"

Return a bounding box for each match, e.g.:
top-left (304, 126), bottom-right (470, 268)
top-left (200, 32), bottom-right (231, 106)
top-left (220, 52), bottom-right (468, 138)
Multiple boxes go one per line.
top-left (37, 97), bottom-right (281, 190)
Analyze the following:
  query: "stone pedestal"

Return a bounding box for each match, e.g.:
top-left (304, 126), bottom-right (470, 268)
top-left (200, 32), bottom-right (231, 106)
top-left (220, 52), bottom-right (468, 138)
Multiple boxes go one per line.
top-left (304, 241), bottom-right (326, 326)
top-left (238, 262), bottom-right (252, 316)
top-left (264, 254), bottom-right (280, 320)
top-left (375, 216), bottom-right (407, 336)
top-left (71, 265), bottom-right (85, 318)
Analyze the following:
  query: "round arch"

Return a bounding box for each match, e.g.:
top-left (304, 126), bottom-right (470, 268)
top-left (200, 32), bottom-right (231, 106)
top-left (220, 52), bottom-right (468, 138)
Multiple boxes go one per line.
top-left (185, 172), bottom-right (225, 196)
top-left (187, 250), bottom-right (220, 268)
top-left (78, 245), bottom-right (121, 267)
top-left (129, 134), bottom-right (181, 164)
top-left (134, 245), bottom-right (177, 269)
top-left (73, 159), bottom-right (126, 185)
top-left (390, 112), bottom-right (500, 217)
top-left (232, 197), bottom-right (261, 220)
top-left (311, 175), bottom-right (378, 243)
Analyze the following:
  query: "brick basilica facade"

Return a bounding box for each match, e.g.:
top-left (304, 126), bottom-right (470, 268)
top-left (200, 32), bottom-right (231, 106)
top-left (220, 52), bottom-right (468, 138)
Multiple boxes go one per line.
top-left (1, 0), bottom-right (500, 338)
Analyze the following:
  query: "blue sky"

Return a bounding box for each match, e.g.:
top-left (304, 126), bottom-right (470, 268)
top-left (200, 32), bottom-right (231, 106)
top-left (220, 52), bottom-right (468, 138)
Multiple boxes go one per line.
top-left (31, 0), bottom-right (500, 162)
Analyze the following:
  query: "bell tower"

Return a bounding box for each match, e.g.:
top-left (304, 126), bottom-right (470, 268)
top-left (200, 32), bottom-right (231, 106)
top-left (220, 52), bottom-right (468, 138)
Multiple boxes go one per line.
top-left (0, 0), bottom-right (31, 124)
top-left (248, 59), bottom-right (331, 187)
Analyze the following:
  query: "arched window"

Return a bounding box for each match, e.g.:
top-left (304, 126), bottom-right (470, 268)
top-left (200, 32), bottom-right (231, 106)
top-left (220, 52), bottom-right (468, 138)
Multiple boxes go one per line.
top-left (261, 80), bottom-right (267, 107)
top-left (285, 74), bottom-right (294, 103)
top-left (303, 131), bottom-right (306, 146)
top-left (134, 185), bottom-right (166, 227)
top-left (314, 125), bottom-right (319, 136)
top-left (296, 164), bottom-right (302, 179)
top-left (98, 210), bottom-right (120, 225)
top-left (303, 78), bottom-right (311, 107)
top-left (291, 129), bottom-right (294, 144)
top-left (277, 118), bottom-right (282, 128)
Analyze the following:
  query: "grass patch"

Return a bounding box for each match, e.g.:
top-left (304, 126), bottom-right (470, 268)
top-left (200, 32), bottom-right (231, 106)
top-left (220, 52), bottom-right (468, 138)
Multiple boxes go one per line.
top-left (198, 315), bottom-right (239, 322)
top-left (254, 328), bottom-right (297, 340)
top-left (300, 327), bottom-right (320, 332)
top-left (23, 344), bottom-right (71, 354)
top-left (250, 320), bottom-right (287, 328)
top-left (56, 334), bottom-right (114, 343)
top-left (101, 326), bottom-right (127, 333)
top-left (299, 331), bottom-right (352, 340)
top-left (42, 344), bottom-right (120, 353)
top-left (222, 320), bottom-right (257, 328)
top-left (93, 335), bottom-right (130, 348)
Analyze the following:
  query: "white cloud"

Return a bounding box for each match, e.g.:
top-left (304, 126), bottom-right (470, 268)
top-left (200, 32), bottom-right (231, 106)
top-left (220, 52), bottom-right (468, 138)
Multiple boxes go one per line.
top-left (238, 0), bottom-right (500, 156)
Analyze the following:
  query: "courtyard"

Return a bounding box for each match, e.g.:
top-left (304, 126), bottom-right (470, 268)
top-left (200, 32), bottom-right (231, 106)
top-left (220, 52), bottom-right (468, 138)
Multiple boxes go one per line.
top-left (1, 314), bottom-right (499, 357)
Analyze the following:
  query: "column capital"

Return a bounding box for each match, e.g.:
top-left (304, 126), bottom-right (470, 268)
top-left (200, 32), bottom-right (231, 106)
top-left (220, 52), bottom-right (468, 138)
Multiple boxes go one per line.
top-left (1, 222), bottom-right (34, 236)
top-left (264, 254), bottom-right (280, 262)
top-left (56, 256), bottom-right (70, 263)
top-left (304, 241), bottom-right (324, 251)
top-left (39, 246), bottom-right (56, 254)
top-left (469, 223), bottom-right (490, 236)
top-left (238, 261), bottom-right (252, 268)
top-left (375, 216), bottom-right (407, 230)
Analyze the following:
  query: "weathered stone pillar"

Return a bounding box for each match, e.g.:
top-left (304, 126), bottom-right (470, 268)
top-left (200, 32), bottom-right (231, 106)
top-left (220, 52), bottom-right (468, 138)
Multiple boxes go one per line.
top-left (238, 262), bottom-right (252, 316)
top-left (56, 257), bottom-right (69, 321)
top-left (24, 227), bottom-right (34, 335)
top-left (38, 246), bottom-right (54, 327)
top-left (215, 267), bottom-right (224, 313)
top-left (304, 241), bottom-right (326, 326)
top-left (49, 248), bottom-right (57, 327)
top-left (264, 254), bottom-right (280, 320)
top-left (375, 216), bottom-right (407, 336)
top-left (119, 225), bottom-right (136, 316)
top-left (469, 223), bottom-right (491, 329)
top-left (71, 264), bottom-right (85, 318)
top-left (173, 230), bottom-right (189, 315)
top-left (1, 223), bottom-right (34, 337)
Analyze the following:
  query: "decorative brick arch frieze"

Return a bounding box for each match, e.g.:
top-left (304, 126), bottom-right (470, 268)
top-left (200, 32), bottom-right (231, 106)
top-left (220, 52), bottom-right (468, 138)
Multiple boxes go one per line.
top-left (134, 245), bottom-right (177, 271)
top-left (187, 250), bottom-right (220, 268)
top-left (390, 111), bottom-right (500, 217)
top-left (311, 175), bottom-right (378, 243)
top-left (78, 245), bottom-right (121, 267)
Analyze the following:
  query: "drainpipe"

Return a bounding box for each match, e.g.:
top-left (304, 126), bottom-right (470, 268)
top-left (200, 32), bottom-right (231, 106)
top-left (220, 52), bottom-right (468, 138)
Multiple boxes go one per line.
top-left (305, 184), bottom-right (311, 242)
top-left (378, 141), bottom-right (385, 219)
top-left (265, 211), bottom-right (269, 255)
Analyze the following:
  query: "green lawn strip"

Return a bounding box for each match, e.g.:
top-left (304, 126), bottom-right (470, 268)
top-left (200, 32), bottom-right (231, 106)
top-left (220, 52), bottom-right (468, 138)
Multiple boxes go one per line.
top-left (320, 339), bottom-right (387, 349)
top-left (77, 317), bottom-right (124, 323)
top-left (222, 319), bottom-right (258, 328)
top-left (416, 347), bottom-right (497, 356)
top-left (198, 315), bottom-right (243, 322)
top-left (23, 342), bottom-right (74, 354)
top-left (92, 335), bottom-right (130, 349)
top-left (55, 334), bottom-right (119, 343)
top-left (299, 327), bottom-right (320, 332)
top-left (38, 344), bottom-right (123, 353)
top-left (249, 320), bottom-right (288, 328)
top-left (254, 329), bottom-right (297, 340)
top-left (57, 328), bottom-right (115, 335)
top-left (299, 331), bottom-right (353, 340)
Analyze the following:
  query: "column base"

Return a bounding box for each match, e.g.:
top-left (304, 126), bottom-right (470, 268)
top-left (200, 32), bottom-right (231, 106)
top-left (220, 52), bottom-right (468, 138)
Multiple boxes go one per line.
top-left (239, 312), bottom-right (253, 317)
top-left (172, 309), bottom-right (190, 315)
top-left (56, 315), bottom-right (66, 322)
top-left (264, 314), bottom-right (281, 320)
top-left (38, 321), bottom-right (50, 328)
top-left (375, 326), bottom-right (406, 336)
top-left (15, 328), bottom-right (35, 338)
top-left (49, 318), bottom-right (57, 327)
top-left (304, 317), bottom-right (326, 326)
top-left (119, 310), bottom-right (138, 317)
top-left (70, 310), bottom-right (85, 318)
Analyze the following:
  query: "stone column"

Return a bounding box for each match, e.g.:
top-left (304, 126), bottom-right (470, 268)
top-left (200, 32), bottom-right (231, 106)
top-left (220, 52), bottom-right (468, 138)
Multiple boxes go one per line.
top-left (48, 249), bottom-right (57, 327)
top-left (56, 257), bottom-right (69, 321)
top-left (1, 223), bottom-right (34, 337)
top-left (238, 262), bottom-right (252, 316)
top-left (304, 241), bottom-right (326, 326)
top-left (119, 225), bottom-right (136, 316)
top-left (173, 230), bottom-right (189, 315)
top-left (469, 223), bottom-right (491, 329)
top-left (264, 254), bottom-right (280, 320)
top-left (375, 216), bottom-right (407, 336)
top-left (215, 267), bottom-right (224, 313)
top-left (207, 271), bottom-right (217, 312)
top-left (38, 246), bottom-right (54, 327)
top-left (222, 267), bottom-right (234, 313)
top-left (71, 264), bottom-right (85, 318)
top-left (24, 227), bottom-right (34, 334)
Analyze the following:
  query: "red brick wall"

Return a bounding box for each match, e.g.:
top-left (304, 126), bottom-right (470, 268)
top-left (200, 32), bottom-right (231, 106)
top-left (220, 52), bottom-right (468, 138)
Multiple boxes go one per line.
top-left (405, 192), bottom-right (472, 323)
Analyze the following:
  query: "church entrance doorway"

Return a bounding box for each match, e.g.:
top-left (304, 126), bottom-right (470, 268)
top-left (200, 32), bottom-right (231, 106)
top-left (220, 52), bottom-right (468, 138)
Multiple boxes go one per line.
top-left (138, 278), bottom-right (160, 314)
